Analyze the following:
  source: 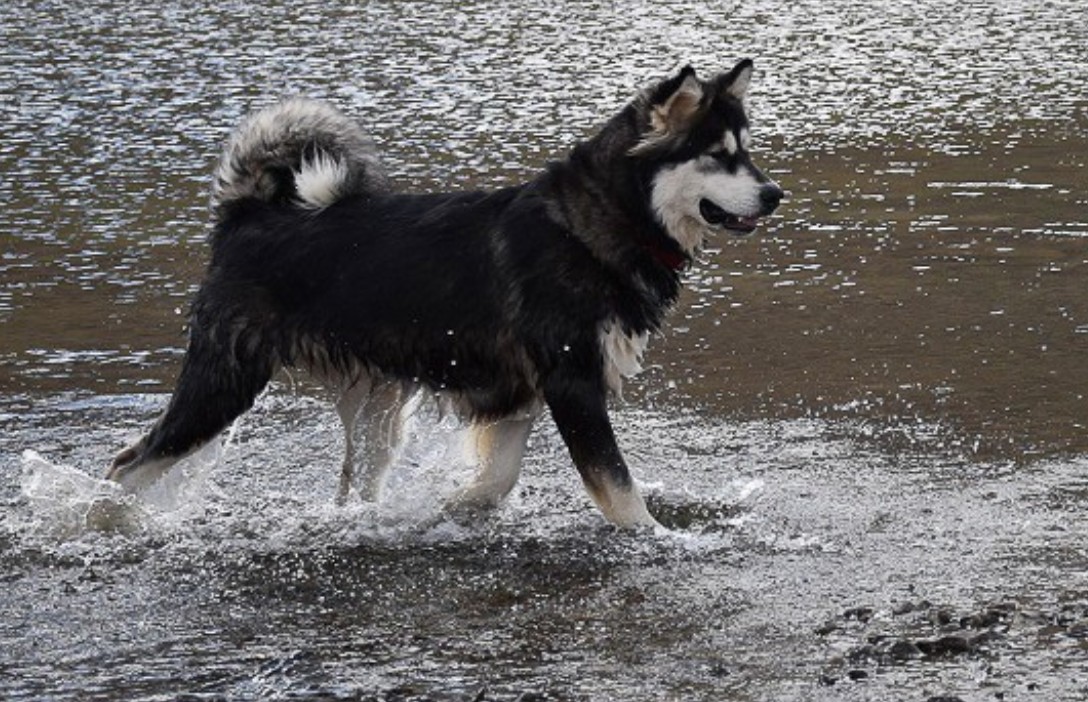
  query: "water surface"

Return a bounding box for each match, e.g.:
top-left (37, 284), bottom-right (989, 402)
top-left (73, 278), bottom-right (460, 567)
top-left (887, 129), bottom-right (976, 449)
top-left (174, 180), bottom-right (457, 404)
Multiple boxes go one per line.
top-left (2, 1), bottom-right (1087, 700)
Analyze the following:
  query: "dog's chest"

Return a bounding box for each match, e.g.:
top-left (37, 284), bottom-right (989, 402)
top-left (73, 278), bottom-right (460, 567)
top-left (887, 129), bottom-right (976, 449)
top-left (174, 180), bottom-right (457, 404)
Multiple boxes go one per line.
top-left (599, 321), bottom-right (650, 397)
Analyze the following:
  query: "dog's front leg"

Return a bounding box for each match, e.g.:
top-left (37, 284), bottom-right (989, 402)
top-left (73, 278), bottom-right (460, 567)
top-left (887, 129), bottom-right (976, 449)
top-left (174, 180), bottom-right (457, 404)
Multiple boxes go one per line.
top-left (543, 372), bottom-right (659, 529)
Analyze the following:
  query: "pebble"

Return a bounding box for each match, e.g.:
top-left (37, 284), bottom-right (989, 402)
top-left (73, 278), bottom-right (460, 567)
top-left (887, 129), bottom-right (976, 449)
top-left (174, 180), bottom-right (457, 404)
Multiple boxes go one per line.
top-left (892, 601), bottom-right (917, 616)
top-left (916, 634), bottom-right (972, 656)
top-left (847, 644), bottom-right (876, 662)
top-left (960, 609), bottom-right (1003, 628)
top-left (888, 639), bottom-right (923, 660)
top-left (1066, 622), bottom-right (1088, 638)
top-left (843, 606), bottom-right (874, 622)
top-left (514, 693), bottom-right (550, 702)
top-left (893, 599), bottom-right (932, 616)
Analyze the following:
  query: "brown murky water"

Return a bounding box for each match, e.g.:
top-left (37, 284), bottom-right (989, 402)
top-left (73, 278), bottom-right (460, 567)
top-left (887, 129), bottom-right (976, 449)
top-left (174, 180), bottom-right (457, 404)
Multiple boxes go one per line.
top-left (667, 128), bottom-right (1088, 460)
top-left (2, 1), bottom-right (1087, 700)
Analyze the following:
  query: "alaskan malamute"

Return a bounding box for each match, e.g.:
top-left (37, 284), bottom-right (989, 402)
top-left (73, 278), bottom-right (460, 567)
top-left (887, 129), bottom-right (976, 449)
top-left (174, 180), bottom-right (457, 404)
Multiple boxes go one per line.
top-left (107, 60), bottom-right (783, 528)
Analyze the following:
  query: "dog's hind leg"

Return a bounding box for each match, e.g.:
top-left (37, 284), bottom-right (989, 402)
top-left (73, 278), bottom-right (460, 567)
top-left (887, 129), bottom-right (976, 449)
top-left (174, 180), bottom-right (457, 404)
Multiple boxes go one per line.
top-left (446, 408), bottom-right (539, 514)
top-left (106, 320), bottom-right (276, 492)
top-left (336, 378), bottom-right (407, 503)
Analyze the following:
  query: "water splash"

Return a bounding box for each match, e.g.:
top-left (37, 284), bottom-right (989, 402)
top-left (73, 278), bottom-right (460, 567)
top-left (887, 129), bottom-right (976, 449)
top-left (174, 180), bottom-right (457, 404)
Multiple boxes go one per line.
top-left (18, 437), bottom-right (230, 538)
top-left (19, 449), bottom-right (141, 537)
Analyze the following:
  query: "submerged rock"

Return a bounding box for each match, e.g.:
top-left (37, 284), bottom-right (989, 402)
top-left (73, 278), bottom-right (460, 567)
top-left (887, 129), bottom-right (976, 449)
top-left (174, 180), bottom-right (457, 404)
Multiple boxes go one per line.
top-left (887, 639), bottom-right (923, 660)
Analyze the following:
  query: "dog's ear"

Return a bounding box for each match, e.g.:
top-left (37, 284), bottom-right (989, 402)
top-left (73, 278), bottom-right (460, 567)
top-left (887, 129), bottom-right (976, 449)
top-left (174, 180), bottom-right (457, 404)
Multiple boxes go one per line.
top-left (717, 58), bottom-right (754, 100)
top-left (648, 65), bottom-right (704, 133)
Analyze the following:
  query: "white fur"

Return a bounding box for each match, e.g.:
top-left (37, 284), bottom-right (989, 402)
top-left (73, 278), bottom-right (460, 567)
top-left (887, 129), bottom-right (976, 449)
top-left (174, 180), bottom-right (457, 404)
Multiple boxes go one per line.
top-left (651, 157), bottom-right (766, 252)
top-left (294, 152), bottom-right (350, 209)
top-left (727, 64), bottom-right (753, 99)
top-left (722, 131), bottom-right (738, 155)
top-left (448, 410), bottom-right (539, 511)
top-left (585, 475), bottom-right (659, 528)
top-left (739, 127), bottom-right (751, 150)
top-left (112, 454), bottom-right (180, 493)
top-left (650, 74), bottom-right (704, 133)
top-left (213, 97), bottom-right (385, 210)
top-left (335, 377), bottom-right (408, 502)
top-left (600, 321), bottom-right (650, 396)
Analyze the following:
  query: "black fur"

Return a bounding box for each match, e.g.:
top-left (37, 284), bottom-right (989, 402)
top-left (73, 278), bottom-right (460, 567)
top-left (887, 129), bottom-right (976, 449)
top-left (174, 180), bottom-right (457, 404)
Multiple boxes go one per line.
top-left (108, 61), bottom-right (775, 526)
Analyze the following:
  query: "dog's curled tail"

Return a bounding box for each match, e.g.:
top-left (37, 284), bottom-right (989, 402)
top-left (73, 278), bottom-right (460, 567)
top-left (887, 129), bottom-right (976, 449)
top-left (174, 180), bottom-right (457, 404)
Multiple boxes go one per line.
top-left (212, 98), bottom-right (389, 213)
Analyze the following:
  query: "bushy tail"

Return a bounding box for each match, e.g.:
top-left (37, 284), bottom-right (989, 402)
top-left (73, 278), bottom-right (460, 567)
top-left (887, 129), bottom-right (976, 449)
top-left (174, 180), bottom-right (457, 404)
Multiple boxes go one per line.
top-left (212, 97), bottom-right (389, 213)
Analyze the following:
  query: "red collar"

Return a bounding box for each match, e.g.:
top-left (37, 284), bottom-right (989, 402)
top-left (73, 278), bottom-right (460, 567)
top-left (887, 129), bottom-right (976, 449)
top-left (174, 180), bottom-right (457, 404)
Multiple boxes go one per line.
top-left (645, 241), bottom-right (688, 271)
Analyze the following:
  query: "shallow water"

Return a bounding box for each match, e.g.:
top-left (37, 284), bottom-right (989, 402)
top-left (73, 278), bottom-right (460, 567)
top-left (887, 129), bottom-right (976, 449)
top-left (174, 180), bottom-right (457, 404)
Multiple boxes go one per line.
top-left (2, 0), bottom-right (1087, 700)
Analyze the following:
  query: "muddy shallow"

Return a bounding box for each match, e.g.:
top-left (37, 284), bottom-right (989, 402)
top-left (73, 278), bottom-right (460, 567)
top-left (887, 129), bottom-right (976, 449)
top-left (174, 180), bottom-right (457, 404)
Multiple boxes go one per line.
top-left (2, 0), bottom-right (1087, 700)
top-left (6, 396), bottom-right (1088, 701)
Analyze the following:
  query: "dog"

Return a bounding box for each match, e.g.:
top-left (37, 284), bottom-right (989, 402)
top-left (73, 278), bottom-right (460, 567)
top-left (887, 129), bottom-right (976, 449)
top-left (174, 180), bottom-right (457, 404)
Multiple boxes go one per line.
top-left (106, 60), bottom-right (783, 528)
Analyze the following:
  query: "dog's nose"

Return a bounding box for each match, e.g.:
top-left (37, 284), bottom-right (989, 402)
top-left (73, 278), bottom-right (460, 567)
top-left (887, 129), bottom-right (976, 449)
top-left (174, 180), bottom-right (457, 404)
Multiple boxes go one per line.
top-left (760, 184), bottom-right (784, 213)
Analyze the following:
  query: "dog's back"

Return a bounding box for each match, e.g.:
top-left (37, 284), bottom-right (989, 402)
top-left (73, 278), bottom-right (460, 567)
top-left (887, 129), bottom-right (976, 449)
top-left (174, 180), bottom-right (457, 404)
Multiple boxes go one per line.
top-left (210, 186), bottom-right (539, 412)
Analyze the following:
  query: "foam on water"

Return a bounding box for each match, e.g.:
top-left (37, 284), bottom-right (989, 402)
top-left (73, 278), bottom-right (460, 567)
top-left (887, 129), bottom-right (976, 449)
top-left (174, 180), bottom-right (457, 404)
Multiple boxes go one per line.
top-left (7, 394), bottom-right (782, 565)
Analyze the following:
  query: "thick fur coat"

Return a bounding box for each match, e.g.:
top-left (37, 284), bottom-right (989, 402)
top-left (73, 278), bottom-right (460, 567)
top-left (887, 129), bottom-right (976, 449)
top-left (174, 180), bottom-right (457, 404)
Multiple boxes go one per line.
top-left (108, 61), bottom-right (782, 528)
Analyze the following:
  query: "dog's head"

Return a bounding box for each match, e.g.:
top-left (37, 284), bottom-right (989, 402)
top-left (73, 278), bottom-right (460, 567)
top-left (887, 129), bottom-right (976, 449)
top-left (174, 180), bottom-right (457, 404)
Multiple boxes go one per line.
top-left (630, 60), bottom-right (783, 254)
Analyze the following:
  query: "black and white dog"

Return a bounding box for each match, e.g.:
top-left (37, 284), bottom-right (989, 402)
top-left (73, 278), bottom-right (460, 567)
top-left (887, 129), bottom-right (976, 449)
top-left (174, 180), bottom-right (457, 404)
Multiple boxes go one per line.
top-left (107, 60), bottom-right (782, 528)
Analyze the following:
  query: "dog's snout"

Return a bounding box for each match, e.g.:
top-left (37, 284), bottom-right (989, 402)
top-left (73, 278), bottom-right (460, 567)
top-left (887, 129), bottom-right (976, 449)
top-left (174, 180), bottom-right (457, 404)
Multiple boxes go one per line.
top-left (760, 184), bottom-right (784, 213)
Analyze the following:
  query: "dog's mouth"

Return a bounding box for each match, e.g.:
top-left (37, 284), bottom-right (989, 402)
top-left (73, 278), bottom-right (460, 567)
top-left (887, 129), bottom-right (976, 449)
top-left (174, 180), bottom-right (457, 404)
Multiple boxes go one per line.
top-left (699, 199), bottom-right (760, 235)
